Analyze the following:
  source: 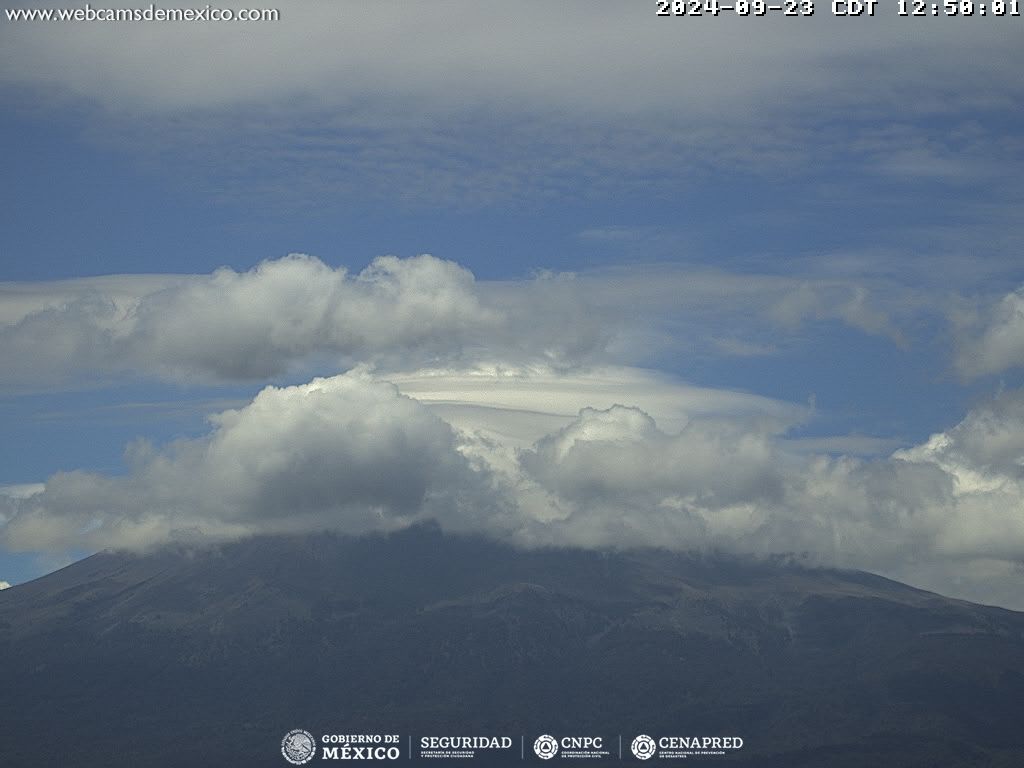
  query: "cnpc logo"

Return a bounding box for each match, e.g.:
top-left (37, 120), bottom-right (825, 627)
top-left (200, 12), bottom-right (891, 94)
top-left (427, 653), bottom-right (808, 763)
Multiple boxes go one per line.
top-left (534, 735), bottom-right (605, 759)
top-left (533, 735), bottom-right (559, 759)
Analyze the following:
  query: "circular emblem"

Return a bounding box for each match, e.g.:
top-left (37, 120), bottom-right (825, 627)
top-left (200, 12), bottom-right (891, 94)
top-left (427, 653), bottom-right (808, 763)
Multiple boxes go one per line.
top-left (631, 734), bottom-right (657, 761)
top-left (281, 729), bottom-right (316, 765)
top-left (534, 734), bottom-right (559, 760)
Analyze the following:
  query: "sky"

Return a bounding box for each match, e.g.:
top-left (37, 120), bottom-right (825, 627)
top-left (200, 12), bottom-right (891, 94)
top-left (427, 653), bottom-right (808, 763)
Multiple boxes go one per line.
top-left (1, 1), bottom-right (1024, 608)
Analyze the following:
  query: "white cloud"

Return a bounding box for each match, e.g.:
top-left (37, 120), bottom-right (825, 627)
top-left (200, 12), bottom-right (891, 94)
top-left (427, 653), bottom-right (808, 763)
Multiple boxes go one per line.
top-left (1, 4), bottom-right (1019, 121)
top-left (498, 384), bottom-right (1024, 609)
top-left (0, 581), bottom-right (10, 590)
top-left (892, 392), bottom-right (1024, 558)
top-left (507, 397), bottom-right (1024, 608)
top-left (0, 256), bottom-right (910, 391)
top-left (5, 366), bottom-right (1024, 608)
top-left (387, 365), bottom-right (806, 486)
top-left (521, 405), bottom-right (782, 514)
top-left (2, 4), bottom-right (1020, 210)
top-left (955, 286), bottom-right (1024, 378)
top-left (129, 253), bottom-right (496, 379)
top-left (388, 364), bottom-right (805, 445)
top-left (0, 369), bottom-right (505, 551)
top-left (0, 254), bottom-right (498, 387)
top-left (0, 275), bottom-right (189, 327)
top-left (0, 484), bottom-right (46, 500)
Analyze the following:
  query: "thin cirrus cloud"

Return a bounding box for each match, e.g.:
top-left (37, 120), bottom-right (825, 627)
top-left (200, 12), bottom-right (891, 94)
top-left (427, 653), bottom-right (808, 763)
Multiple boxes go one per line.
top-left (3, 367), bottom-right (1024, 610)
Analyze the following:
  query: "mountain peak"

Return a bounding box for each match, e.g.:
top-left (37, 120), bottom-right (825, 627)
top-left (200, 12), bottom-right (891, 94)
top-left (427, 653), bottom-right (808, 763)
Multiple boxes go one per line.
top-left (2, 527), bottom-right (1023, 766)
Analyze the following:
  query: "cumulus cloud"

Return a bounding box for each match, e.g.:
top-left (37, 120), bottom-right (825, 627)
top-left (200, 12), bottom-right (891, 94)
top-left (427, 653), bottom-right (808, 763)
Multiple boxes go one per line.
top-left (0, 365), bottom-right (801, 552)
top-left (4, 365), bottom-right (1024, 608)
top-left (893, 392), bottom-right (1024, 557)
top-left (0, 254), bottom-right (500, 387)
top-left (0, 256), bottom-right (912, 391)
top-left (519, 405), bottom-right (784, 532)
top-left (955, 286), bottom-right (1024, 378)
top-left (508, 396), bottom-right (1024, 608)
top-left (0, 581), bottom-right (9, 590)
top-left (130, 253), bottom-right (497, 379)
top-left (503, 404), bottom-right (939, 564)
top-left (0, 370), bottom-right (507, 551)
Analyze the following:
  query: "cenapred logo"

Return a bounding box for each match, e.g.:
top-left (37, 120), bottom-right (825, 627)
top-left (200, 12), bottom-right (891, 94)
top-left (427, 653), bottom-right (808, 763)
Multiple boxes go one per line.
top-left (631, 734), bottom-right (657, 760)
top-left (534, 734), bottom-right (559, 760)
top-left (282, 729), bottom-right (317, 765)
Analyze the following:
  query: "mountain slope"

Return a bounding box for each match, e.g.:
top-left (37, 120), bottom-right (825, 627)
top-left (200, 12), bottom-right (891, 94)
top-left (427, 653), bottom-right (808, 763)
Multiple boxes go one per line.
top-left (1, 525), bottom-right (1023, 767)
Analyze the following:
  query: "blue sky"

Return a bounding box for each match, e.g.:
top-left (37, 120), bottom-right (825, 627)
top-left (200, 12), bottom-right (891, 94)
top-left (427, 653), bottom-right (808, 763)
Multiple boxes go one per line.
top-left (1, 3), bottom-right (1024, 607)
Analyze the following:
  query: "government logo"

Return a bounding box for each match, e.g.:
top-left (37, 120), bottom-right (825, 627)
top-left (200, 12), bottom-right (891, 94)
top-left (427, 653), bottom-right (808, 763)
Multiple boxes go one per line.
top-left (534, 734), bottom-right (559, 759)
top-left (282, 729), bottom-right (317, 765)
top-left (631, 734), bottom-right (657, 760)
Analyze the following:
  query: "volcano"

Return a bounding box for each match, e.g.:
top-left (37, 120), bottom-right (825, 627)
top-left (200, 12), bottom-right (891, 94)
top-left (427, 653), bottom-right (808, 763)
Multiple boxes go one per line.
top-left (1, 524), bottom-right (1023, 767)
